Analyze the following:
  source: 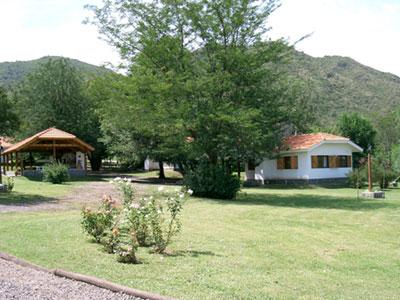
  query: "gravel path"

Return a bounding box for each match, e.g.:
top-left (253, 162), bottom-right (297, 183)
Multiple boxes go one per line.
top-left (0, 259), bottom-right (142, 300)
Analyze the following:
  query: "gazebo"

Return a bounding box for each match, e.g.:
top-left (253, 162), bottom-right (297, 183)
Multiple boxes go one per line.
top-left (0, 127), bottom-right (94, 177)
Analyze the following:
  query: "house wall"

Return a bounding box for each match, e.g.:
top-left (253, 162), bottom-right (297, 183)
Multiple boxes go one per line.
top-left (247, 143), bottom-right (355, 182)
top-left (144, 158), bottom-right (174, 171)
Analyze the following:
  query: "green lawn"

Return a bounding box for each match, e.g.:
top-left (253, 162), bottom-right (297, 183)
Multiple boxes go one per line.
top-left (0, 184), bottom-right (399, 299)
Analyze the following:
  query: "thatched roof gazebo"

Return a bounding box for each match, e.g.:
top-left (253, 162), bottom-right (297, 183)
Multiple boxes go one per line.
top-left (0, 127), bottom-right (94, 178)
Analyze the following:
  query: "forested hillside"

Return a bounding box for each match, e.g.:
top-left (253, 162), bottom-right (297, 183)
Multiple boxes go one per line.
top-left (1, 52), bottom-right (400, 126)
top-left (290, 52), bottom-right (400, 124)
top-left (0, 56), bottom-right (109, 88)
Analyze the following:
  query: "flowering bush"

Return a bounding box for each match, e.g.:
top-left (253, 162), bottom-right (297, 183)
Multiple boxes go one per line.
top-left (111, 177), bottom-right (135, 206)
top-left (81, 177), bottom-right (191, 263)
top-left (81, 195), bottom-right (118, 243)
top-left (147, 187), bottom-right (191, 253)
top-left (114, 211), bottom-right (139, 264)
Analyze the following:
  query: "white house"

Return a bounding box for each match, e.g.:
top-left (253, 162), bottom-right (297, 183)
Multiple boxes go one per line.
top-left (245, 133), bottom-right (363, 184)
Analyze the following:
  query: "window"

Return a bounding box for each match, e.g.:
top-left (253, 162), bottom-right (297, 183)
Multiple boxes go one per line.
top-left (337, 155), bottom-right (351, 168)
top-left (311, 155), bottom-right (329, 168)
top-left (277, 156), bottom-right (298, 170)
top-left (312, 155), bottom-right (352, 168)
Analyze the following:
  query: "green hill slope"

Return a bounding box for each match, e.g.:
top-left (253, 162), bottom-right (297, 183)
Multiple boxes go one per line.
top-left (290, 52), bottom-right (400, 124)
top-left (0, 56), bottom-right (110, 88)
top-left (1, 53), bottom-right (399, 126)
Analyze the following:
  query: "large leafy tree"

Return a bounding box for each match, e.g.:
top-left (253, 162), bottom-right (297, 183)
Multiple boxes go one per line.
top-left (337, 112), bottom-right (376, 152)
top-left (0, 87), bottom-right (19, 136)
top-left (88, 0), bottom-right (310, 183)
top-left (14, 58), bottom-right (105, 170)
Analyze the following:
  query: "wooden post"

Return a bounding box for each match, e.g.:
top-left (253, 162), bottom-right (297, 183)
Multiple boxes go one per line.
top-left (84, 152), bottom-right (87, 173)
top-left (11, 153), bottom-right (14, 171)
top-left (368, 153), bottom-right (372, 192)
top-left (6, 154), bottom-right (10, 172)
top-left (2, 154), bottom-right (5, 175)
top-left (53, 140), bottom-right (56, 161)
top-left (15, 153), bottom-right (18, 176)
top-left (0, 155), bottom-right (2, 183)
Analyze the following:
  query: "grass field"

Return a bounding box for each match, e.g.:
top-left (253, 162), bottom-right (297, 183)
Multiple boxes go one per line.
top-left (0, 181), bottom-right (399, 299)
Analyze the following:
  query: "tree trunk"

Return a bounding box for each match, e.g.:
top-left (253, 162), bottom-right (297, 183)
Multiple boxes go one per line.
top-left (89, 153), bottom-right (102, 171)
top-left (237, 160), bottom-right (241, 179)
top-left (158, 161), bottom-right (165, 179)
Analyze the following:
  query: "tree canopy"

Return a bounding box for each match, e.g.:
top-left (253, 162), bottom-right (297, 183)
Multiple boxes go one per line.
top-left (87, 0), bottom-right (311, 182)
top-left (13, 58), bottom-right (105, 170)
top-left (0, 87), bottom-right (19, 136)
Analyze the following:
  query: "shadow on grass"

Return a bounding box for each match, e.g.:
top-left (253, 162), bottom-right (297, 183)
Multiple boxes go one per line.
top-left (0, 191), bottom-right (57, 207)
top-left (166, 250), bottom-right (222, 258)
top-left (202, 192), bottom-right (396, 211)
top-left (23, 175), bottom-right (109, 183)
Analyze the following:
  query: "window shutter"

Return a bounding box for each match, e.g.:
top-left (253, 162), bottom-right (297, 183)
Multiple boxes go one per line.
top-left (311, 156), bottom-right (318, 168)
top-left (277, 158), bottom-right (284, 170)
top-left (347, 156), bottom-right (352, 168)
top-left (329, 156), bottom-right (337, 168)
top-left (291, 156), bottom-right (298, 169)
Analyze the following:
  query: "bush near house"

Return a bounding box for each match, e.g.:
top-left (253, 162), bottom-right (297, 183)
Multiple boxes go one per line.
top-left (43, 162), bottom-right (70, 184)
top-left (184, 161), bottom-right (240, 199)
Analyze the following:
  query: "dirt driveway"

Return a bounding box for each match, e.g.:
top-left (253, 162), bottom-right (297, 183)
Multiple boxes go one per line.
top-left (0, 179), bottom-right (161, 214)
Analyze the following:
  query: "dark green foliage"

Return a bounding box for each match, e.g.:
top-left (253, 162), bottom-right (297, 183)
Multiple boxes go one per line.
top-left (13, 58), bottom-right (106, 170)
top-left (347, 168), bottom-right (367, 188)
top-left (184, 161), bottom-right (241, 199)
top-left (0, 87), bottom-right (19, 136)
top-left (88, 0), bottom-right (310, 189)
top-left (43, 162), bottom-right (70, 184)
top-left (337, 113), bottom-right (376, 151)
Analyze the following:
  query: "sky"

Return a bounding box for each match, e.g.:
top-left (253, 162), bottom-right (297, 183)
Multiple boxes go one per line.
top-left (0, 0), bottom-right (399, 76)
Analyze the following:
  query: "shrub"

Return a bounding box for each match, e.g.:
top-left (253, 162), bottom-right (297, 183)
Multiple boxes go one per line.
top-left (114, 212), bottom-right (139, 264)
top-left (127, 199), bottom-right (152, 246)
top-left (81, 177), bottom-right (190, 263)
top-left (43, 162), bottom-right (69, 184)
top-left (184, 161), bottom-right (240, 199)
top-left (4, 177), bottom-right (15, 192)
top-left (111, 177), bottom-right (135, 206)
top-left (147, 188), bottom-right (189, 253)
top-left (347, 167), bottom-right (367, 188)
top-left (81, 195), bottom-right (118, 243)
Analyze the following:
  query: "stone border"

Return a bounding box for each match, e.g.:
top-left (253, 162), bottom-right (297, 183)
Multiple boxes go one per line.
top-left (0, 252), bottom-right (174, 300)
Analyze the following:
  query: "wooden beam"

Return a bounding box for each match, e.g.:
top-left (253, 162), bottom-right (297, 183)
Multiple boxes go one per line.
top-left (27, 144), bottom-right (81, 149)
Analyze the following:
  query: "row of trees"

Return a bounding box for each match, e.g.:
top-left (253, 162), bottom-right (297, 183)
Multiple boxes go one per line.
top-left (337, 112), bottom-right (400, 188)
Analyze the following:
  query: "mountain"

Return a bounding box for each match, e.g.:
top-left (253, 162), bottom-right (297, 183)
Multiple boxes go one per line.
top-left (289, 52), bottom-right (400, 124)
top-left (1, 53), bottom-right (400, 126)
top-left (0, 56), bottom-right (110, 88)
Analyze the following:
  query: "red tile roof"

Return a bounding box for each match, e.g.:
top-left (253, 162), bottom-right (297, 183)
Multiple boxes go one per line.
top-left (282, 133), bottom-right (349, 151)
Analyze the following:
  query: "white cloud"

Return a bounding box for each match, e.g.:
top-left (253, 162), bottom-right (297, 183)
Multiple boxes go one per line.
top-left (268, 0), bottom-right (400, 76)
